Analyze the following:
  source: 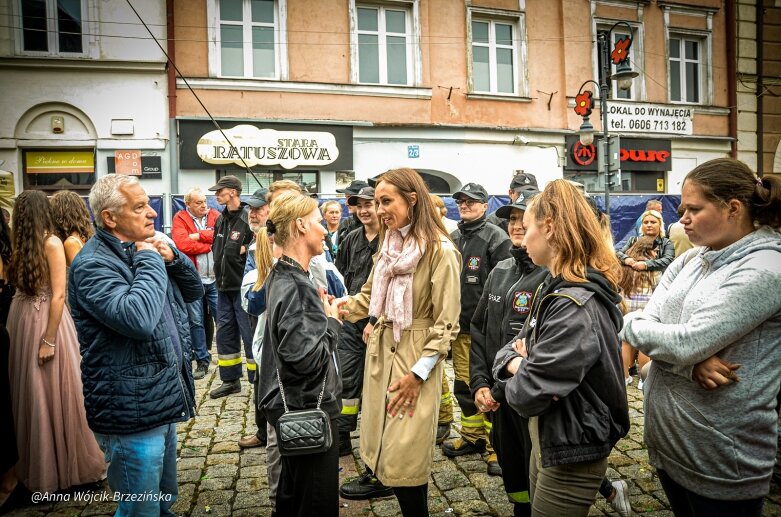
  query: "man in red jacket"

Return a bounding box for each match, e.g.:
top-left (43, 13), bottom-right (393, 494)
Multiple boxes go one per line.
top-left (172, 187), bottom-right (220, 379)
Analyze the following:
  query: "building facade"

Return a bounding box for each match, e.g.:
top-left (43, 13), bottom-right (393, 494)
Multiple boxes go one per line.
top-left (0, 0), bottom-right (170, 197)
top-left (736, 0), bottom-right (781, 175)
top-left (173, 0), bottom-right (733, 197)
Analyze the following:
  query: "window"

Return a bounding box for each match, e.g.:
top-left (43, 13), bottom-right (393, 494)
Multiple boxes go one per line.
top-left (669, 36), bottom-right (702, 103)
top-left (470, 19), bottom-right (517, 94)
top-left (23, 149), bottom-right (95, 193)
top-left (217, 0), bottom-right (279, 78)
top-left (19, 0), bottom-right (85, 55)
top-left (355, 5), bottom-right (412, 85)
top-left (597, 27), bottom-right (638, 101)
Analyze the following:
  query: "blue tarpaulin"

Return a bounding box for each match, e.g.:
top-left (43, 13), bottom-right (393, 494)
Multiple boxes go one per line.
top-left (169, 194), bottom-right (682, 251)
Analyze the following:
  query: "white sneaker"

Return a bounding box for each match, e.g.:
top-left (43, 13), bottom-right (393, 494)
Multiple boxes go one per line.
top-left (624, 376), bottom-right (633, 386)
top-left (609, 479), bottom-right (631, 517)
top-left (637, 379), bottom-right (644, 391)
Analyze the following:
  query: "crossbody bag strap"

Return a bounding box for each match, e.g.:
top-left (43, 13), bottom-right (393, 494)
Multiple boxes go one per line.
top-left (270, 271), bottom-right (328, 414)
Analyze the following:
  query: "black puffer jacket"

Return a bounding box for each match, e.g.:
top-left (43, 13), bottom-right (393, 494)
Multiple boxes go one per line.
top-left (451, 216), bottom-right (512, 329)
top-left (212, 203), bottom-right (253, 291)
top-left (335, 227), bottom-right (378, 295)
top-left (257, 259), bottom-right (342, 425)
top-left (470, 248), bottom-right (548, 403)
top-left (493, 270), bottom-right (630, 467)
top-left (485, 212), bottom-right (509, 234)
top-left (69, 228), bottom-right (202, 434)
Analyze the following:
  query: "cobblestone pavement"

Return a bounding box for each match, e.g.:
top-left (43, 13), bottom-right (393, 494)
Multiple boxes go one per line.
top-left (5, 360), bottom-right (781, 516)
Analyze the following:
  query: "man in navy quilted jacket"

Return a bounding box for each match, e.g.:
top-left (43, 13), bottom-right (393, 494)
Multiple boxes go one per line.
top-left (69, 174), bottom-right (203, 517)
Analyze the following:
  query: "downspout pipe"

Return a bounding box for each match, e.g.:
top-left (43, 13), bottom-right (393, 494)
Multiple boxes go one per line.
top-left (167, 0), bottom-right (178, 231)
top-left (757, 0), bottom-right (764, 177)
top-left (726, 0), bottom-right (737, 158)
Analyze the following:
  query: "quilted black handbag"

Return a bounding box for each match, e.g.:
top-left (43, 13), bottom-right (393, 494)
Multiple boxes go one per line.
top-left (275, 369), bottom-right (332, 456)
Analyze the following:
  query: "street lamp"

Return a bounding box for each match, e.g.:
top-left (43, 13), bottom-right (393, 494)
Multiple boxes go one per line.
top-left (573, 21), bottom-right (639, 214)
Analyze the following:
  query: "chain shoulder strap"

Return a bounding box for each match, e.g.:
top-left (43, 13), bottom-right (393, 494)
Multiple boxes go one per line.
top-left (276, 369), bottom-right (328, 413)
top-left (269, 273), bottom-right (329, 413)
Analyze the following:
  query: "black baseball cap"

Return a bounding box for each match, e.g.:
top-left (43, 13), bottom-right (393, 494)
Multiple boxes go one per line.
top-left (509, 173), bottom-right (538, 192)
top-left (246, 188), bottom-right (269, 208)
top-left (453, 183), bottom-right (488, 203)
top-left (495, 189), bottom-right (540, 219)
top-left (347, 186), bottom-right (376, 206)
top-left (208, 175), bottom-right (242, 192)
top-left (336, 179), bottom-right (370, 195)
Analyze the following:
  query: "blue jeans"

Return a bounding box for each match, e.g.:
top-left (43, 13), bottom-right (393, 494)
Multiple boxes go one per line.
top-left (93, 423), bottom-right (178, 517)
top-left (187, 282), bottom-right (218, 364)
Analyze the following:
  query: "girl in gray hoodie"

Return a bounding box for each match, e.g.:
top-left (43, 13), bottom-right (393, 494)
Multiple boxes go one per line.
top-left (621, 158), bottom-right (781, 516)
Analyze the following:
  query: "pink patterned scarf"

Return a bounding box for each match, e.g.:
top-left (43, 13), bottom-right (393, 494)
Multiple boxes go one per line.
top-left (368, 227), bottom-right (425, 342)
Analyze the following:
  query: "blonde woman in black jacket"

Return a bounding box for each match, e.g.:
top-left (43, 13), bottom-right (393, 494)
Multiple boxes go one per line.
top-left (256, 193), bottom-right (343, 517)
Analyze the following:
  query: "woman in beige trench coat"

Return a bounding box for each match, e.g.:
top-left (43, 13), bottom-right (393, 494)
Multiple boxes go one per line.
top-left (338, 168), bottom-right (461, 516)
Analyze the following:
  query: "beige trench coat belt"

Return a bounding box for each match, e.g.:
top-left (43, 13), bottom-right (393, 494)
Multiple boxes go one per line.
top-left (376, 317), bottom-right (435, 331)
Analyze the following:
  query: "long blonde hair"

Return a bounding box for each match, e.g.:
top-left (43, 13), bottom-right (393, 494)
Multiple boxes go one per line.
top-left (528, 179), bottom-right (621, 288)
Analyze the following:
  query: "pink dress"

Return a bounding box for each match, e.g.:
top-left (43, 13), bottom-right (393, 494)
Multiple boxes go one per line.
top-left (7, 289), bottom-right (106, 493)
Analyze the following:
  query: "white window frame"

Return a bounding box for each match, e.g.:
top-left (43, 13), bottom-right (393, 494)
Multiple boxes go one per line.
top-left (466, 7), bottom-right (528, 98)
top-left (667, 32), bottom-right (706, 105)
top-left (12, 0), bottom-right (92, 57)
top-left (349, 1), bottom-right (420, 87)
top-left (661, 4), bottom-right (714, 105)
top-left (207, 0), bottom-right (288, 80)
top-left (594, 20), bottom-right (643, 102)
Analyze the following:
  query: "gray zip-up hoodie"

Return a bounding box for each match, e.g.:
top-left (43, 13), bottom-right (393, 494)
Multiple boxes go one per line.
top-left (620, 226), bottom-right (781, 500)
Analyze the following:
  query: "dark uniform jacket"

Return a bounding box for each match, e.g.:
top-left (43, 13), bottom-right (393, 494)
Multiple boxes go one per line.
top-left (493, 271), bottom-right (630, 467)
top-left (257, 259), bottom-right (342, 425)
top-left (335, 226), bottom-right (379, 296)
top-left (450, 216), bottom-right (512, 330)
top-left (69, 228), bottom-right (203, 434)
top-left (212, 203), bottom-right (253, 291)
top-left (486, 212), bottom-right (509, 234)
top-left (470, 248), bottom-right (548, 403)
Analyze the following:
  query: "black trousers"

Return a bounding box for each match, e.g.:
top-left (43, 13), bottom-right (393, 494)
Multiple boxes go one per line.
top-left (335, 318), bottom-right (368, 437)
top-left (276, 422), bottom-right (339, 517)
top-left (394, 484), bottom-right (429, 517)
top-left (657, 469), bottom-right (764, 517)
top-left (491, 404), bottom-right (531, 516)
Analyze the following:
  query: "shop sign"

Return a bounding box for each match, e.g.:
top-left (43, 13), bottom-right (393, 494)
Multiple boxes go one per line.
top-left (606, 101), bottom-right (692, 135)
top-left (197, 125), bottom-right (339, 170)
top-left (25, 151), bottom-right (94, 174)
top-left (179, 120), bottom-right (353, 171)
top-left (107, 155), bottom-right (162, 179)
top-left (115, 150), bottom-right (142, 176)
top-left (564, 136), bottom-right (672, 172)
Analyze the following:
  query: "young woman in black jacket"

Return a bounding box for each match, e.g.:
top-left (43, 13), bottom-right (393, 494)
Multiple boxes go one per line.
top-left (256, 193), bottom-right (343, 517)
top-left (494, 180), bottom-right (629, 516)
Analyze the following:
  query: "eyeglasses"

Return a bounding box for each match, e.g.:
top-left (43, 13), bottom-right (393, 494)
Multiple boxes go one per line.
top-left (455, 198), bottom-right (479, 207)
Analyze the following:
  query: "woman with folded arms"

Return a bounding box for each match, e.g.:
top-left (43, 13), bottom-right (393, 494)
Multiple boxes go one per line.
top-left (621, 158), bottom-right (781, 516)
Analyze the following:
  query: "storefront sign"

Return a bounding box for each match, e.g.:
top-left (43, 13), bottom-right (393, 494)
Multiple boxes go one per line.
top-left (606, 102), bottom-right (692, 135)
top-left (115, 150), bottom-right (142, 176)
top-left (565, 136), bottom-right (672, 172)
top-left (196, 125), bottom-right (339, 170)
top-left (107, 155), bottom-right (163, 179)
top-left (179, 120), bottom-right (353, 171)
top-left (25, 151), bottom-right (94, 174)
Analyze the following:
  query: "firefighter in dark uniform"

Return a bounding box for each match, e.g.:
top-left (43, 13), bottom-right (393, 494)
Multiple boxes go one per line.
top-left (441, 182), bottom-right (511, 476)
top-left (486, 172), bottom-right (538, 234)
top-left (333, 186), bottom-right (380, 458)
top-left (470, 190), bottom-right (546, 515)
top-left (208, 175), bottom-right (255, 398)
